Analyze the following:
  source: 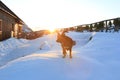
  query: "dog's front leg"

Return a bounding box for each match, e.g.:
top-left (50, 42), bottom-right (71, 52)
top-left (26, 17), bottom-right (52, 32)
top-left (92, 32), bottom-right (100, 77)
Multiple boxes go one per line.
top-left (62, 47), bottom-right (66, 58)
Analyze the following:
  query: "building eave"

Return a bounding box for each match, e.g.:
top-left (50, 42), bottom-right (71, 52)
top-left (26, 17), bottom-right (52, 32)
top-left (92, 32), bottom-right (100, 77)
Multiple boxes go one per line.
top-left (0, 1), bottom-right (24, 24)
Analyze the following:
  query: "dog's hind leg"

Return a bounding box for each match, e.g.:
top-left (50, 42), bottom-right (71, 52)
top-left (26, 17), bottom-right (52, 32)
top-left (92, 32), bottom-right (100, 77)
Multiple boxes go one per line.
top-left (69, 48), bottom-right (72, 58)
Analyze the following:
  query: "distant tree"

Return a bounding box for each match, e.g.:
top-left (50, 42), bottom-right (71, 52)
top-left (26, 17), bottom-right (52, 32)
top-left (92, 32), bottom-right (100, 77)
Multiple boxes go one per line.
top-left (90, 24), bottom-right (93, 32)
top-left (69, 27), bottom-right (75, 31)
top-left (118, 19), bottom-right (120, 27)
top-left (108, 21), bottom-right (112, 27)
top-left (94, 23), bottom-right (99, 32)
top-left (113, 19), bottom-right (119, 32)
top-left (85, 25), bottom-right (89, 31)
top-left (99, 21), bottom-right (104, 32)
top-left (108, 21), bottom-right (112, 32)
top-left (76, 26), bottom-right (83, 32)
top-left (113, 19), bottom-right (118, 27)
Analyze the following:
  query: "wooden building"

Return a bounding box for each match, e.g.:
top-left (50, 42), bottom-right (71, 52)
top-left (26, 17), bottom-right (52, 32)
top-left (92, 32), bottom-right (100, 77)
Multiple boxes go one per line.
top-left (0, 1), bottom-right (24, 41)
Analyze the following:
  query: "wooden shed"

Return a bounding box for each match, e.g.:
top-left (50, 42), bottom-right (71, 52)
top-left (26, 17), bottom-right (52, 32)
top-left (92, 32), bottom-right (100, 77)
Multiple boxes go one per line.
top-left (0, 1), bottom-right (24, 41)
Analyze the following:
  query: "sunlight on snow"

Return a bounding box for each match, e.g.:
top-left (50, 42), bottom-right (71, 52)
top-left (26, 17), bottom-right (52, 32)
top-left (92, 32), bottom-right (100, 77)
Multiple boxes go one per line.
top-left (26, 53), bottom-right (59, 58)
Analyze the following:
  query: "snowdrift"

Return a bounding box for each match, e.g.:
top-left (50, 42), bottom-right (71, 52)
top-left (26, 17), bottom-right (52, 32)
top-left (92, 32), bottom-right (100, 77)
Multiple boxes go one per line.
top-left (0, 38), bottom-right (28, 56)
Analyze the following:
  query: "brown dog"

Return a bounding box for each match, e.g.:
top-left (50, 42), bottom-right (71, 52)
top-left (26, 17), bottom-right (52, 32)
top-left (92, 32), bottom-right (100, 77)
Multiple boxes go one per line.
top-left (56, 32), bottom-right (76, 58)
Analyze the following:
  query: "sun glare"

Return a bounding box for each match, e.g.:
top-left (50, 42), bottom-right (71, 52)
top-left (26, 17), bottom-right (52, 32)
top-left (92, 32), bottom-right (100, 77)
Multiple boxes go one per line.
top-left (48, 27), bottom-right (56, 33)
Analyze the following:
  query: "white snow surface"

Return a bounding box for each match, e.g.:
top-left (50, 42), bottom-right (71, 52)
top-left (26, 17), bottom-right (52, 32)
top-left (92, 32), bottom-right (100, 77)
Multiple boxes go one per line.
top-left (0, 31), bottom-right (120, 80)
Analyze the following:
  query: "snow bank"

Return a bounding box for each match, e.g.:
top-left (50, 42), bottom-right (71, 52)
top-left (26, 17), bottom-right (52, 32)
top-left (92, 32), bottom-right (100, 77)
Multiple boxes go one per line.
top-left (0, 38), bottom-right (28, 56)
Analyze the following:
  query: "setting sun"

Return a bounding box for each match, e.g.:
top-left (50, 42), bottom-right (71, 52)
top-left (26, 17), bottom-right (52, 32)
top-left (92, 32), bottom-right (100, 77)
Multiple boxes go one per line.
top-left (48, 27), bottom-right (56, 33)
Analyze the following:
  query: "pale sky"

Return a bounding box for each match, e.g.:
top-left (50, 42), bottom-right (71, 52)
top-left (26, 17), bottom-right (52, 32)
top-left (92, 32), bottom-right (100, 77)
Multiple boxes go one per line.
top-left (1, 0), bottom-right (120, 31)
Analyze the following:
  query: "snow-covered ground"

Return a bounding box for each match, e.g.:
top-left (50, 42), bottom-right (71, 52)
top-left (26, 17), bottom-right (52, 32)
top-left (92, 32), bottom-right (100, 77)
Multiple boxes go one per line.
top-left (0, 31), bottom-right (120, 80)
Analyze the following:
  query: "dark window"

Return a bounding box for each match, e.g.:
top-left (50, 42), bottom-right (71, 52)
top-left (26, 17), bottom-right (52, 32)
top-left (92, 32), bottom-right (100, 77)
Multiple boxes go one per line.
top-left (12, 23), bottom-right (14, 31)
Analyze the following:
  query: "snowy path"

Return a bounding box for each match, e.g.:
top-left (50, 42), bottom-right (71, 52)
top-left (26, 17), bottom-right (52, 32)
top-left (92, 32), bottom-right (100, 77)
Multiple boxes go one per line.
top-left (0, 32), bottom-right (91, 67)
top-left (0, 32), bottom-right (120, 80)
